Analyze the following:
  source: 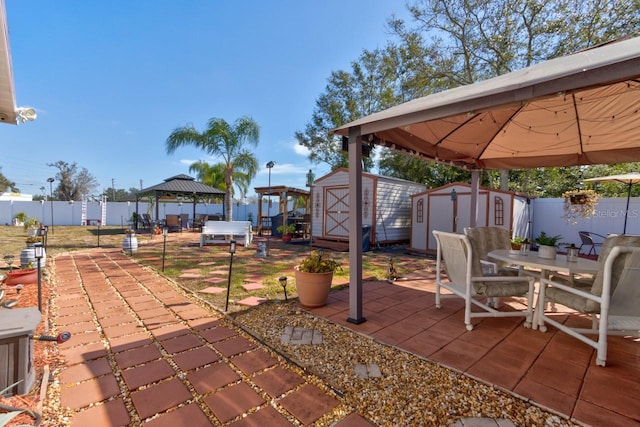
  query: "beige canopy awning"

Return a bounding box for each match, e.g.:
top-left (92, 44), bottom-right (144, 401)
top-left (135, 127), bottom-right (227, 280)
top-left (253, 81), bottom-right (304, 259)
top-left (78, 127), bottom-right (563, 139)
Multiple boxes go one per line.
top-left (335, 37), bottom-right (640, 171)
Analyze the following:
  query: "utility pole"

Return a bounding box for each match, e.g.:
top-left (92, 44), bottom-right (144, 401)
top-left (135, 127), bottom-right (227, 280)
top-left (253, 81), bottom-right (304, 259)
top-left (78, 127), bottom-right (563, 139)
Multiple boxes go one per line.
top-left (112, 178), bottom-right (116, 201)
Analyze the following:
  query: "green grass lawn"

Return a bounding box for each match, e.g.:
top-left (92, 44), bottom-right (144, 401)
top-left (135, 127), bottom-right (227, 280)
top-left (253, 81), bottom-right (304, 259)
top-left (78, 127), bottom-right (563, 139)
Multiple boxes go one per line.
top-left (0, 225), bottom-right (422, 313)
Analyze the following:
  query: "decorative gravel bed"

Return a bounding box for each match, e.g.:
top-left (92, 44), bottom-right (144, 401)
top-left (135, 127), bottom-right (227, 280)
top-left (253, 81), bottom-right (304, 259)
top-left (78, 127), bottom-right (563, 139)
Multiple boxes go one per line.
top-left (231, 301), bottom-right (577, 427)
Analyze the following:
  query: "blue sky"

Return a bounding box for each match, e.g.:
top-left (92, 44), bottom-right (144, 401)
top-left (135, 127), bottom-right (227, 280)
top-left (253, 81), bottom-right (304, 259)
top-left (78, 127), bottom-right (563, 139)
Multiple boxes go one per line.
top-left (2, 1), bottom-right (409, 199)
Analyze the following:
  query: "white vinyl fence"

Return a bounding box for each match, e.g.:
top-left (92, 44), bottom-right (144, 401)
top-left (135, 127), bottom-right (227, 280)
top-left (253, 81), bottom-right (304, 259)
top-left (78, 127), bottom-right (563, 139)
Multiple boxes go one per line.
top-left (1, 198), bottom-right (638, 246)
top-left (0, 200), bottom-right (293, 229)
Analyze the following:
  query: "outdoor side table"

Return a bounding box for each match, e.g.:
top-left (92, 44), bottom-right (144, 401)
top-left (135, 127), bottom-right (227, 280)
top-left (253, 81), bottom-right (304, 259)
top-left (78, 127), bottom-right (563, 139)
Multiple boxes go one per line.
top-left (0, 307), bottom-right (41, 396)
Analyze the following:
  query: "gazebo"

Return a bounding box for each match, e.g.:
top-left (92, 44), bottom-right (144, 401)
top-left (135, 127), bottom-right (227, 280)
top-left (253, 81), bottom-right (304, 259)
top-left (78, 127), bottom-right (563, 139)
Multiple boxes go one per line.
top-left (135, 175), bottom-right (225, 228)
top-left (254, 185), bottom-right (310, 235)
top-left (335, 36), bottom-right (640, 324)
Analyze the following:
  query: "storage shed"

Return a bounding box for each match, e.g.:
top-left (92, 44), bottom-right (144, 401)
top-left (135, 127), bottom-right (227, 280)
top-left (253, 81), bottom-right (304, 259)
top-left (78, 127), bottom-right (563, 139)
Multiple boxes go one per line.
top-left (311, 168), bottom-right (426, 247)
top-left (410, 182), bottom-right (531, 254)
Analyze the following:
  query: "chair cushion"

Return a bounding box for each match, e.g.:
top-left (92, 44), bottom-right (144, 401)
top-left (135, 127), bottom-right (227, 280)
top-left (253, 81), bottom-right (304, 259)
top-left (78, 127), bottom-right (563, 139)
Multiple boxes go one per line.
top-left (546, 286), bottom-right (597, 313)
top-left (464, 227), bottom-right (512, 277)
top-left (475, 280), bottom-right (531, 297)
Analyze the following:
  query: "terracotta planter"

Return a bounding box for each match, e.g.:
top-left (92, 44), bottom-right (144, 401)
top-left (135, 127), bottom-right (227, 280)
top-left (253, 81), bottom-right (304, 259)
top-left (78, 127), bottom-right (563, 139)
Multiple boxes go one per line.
top-left (4, 268), bottom-right (38, 285)
top-left (282, 234), bottom-right (292, 243)
top-left (294, 267), bottom-right (334, 308)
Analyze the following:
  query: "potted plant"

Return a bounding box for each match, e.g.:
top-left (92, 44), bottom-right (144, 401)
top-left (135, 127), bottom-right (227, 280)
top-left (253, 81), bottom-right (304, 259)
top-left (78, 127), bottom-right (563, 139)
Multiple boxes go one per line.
top-left (13, 212), bottom-right (28, 227)
top-left (294, 249), bottom-right (341, 307)
top-left (277, 223), bottom-right (297, 242)
top-left (25, 236), bottom-right (42, 247)
top-left (535, 231), bottom-right (563, 259)
top-left (510, 236), bottom-right (526, 250)
top-left (562, 189), bottom-right (599, 225)
top-left (20, 216), bottom-right (41, 237)
top-left (5, 266), bottom-right (38, 285)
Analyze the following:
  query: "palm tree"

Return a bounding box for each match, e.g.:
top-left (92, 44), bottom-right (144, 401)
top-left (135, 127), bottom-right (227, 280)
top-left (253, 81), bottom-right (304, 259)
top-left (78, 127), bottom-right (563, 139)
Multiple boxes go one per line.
top-left (188, 161), bottom-right (226, 191)
top-left (189, 160), bottom-right (252, 202)
top-left (166, 116), bottom-right (260, 220)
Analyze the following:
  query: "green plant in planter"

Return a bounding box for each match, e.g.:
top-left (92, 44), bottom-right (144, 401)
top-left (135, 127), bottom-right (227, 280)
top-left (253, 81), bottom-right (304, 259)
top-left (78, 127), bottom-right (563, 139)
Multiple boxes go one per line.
top-left (277, 223), bottom-right (297, 236)
top-left (14, 212), bottom-right (28, 225)
top-left (297, 250), bottom-right (341, 273)
top-left (535, 231), bottom-right (563, 247)
top-left (23, 217), bottom-right (40, 230)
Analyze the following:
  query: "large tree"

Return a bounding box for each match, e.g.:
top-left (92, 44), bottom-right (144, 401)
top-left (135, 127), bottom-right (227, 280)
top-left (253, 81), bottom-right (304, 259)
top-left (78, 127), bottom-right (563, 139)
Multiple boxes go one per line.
top-left (0, 167), bottom-right (17, 193)
top-left (188, 160), bottom-right (252, 199)
top-left (166, 116), bottom-right (260, 220)
top-left (47, 160), bottom-right (99, 201)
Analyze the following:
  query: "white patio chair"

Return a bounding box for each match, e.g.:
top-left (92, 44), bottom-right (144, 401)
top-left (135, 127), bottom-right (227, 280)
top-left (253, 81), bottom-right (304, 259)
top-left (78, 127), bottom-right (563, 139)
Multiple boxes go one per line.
top-left (538, 235), bottom-right (640, 366)
top-left (433, 230), bottom-right (535, 331)
top-left (463, 226), bottom-right (519, 276)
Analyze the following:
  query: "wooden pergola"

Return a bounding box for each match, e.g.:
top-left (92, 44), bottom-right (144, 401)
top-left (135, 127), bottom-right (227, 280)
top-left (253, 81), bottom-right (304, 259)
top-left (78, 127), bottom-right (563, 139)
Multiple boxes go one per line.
top-left (254, 185), bottom-right (310, 235)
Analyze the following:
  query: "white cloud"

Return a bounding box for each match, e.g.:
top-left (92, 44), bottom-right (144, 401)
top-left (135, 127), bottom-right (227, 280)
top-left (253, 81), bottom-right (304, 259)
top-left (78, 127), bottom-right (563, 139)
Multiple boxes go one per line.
top-left (294, 142), bottom-right (309, 156)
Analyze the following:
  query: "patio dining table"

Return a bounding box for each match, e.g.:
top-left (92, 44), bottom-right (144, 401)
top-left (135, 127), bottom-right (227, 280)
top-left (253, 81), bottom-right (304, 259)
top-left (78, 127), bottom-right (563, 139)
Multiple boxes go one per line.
top-left (488, 249), bottom-right (600, 329)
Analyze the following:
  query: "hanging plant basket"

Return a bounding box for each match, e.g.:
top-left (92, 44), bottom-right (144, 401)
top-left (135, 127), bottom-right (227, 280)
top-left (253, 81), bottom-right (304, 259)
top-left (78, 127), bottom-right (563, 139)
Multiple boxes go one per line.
top-left (570, 194), bottom-right (588, 205)
top-left (562, 189), bottom-right (600, 224)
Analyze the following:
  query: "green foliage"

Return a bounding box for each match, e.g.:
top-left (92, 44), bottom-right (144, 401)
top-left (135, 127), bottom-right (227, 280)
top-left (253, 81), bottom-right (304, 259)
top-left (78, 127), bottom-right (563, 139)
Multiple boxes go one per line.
top-left (166, 116), bottom-right (260, 220)
top-left (23, 216), bottom-right (40, 230)
top-left (13, 212), bottom-right (28, 223)
top-left (297, 250), bottom-right (341, 273)
top-left (0, 167), bottom-right (18, 193)
top-left (47, 160), bottom-right (99, 201)
top-left (277, 224), bottom-right (296, 235)
top-left (535, 231), bottom-right (563, 247)
top-left (510, 236), bottom-right (526, 245)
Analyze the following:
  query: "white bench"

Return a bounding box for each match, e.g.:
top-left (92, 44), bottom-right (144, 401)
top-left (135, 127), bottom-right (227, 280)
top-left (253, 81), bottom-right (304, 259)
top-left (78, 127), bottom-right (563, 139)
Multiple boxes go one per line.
top-left (200, 220), bottom-right (253, 247)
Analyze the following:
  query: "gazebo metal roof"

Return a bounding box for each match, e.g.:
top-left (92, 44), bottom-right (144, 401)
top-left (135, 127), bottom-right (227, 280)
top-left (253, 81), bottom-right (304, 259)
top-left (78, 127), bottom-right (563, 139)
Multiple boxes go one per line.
top-left (135, 175), bottom-right (226, 225)
top-left (137, 174), bottom-right (226, 198)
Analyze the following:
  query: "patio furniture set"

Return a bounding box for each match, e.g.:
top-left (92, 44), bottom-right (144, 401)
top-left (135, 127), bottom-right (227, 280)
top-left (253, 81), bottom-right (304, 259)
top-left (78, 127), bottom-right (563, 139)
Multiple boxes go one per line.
top-left (433, 227), bottom-right (640, 367)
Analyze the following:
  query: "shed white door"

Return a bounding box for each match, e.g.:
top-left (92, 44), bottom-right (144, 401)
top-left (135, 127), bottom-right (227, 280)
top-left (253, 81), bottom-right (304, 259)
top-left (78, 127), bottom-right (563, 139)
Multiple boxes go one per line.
top-left (427, 192), bottom-right (489, 251)
top-left (324, 186), bottom-right (349, 239)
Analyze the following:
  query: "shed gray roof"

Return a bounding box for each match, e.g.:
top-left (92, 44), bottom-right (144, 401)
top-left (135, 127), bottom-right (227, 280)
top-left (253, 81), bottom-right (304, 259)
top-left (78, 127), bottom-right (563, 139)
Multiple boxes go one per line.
top-left (137, 174), bottom-right (225, 198)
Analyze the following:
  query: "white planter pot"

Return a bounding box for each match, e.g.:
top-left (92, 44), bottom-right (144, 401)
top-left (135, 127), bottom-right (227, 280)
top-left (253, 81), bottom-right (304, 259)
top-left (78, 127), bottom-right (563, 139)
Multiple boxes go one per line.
top-left (538, 245), bottom-right (557, 259)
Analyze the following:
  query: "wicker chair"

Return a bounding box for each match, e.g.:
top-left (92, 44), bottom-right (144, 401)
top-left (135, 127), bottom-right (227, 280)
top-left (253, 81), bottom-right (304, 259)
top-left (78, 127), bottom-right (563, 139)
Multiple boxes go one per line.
top-left (433, 230), bottom-right (535, 331)
top-left (538, 235), bottom-right (640, 366)
top-left (464, 226), bottom-right (519, 276)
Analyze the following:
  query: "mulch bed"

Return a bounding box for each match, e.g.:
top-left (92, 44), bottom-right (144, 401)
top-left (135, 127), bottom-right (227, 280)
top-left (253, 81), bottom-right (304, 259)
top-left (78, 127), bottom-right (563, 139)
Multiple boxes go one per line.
top-left (1, 269), bottom-right (54, 426)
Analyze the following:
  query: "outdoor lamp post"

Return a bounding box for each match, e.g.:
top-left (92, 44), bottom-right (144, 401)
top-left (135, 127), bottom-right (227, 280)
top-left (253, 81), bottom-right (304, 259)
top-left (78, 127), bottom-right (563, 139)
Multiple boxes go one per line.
top-left (266, 161), bottom-right (275, 257)
top-left (225, 240), bottom-right (237, 311)
top-left (38, 226), bottom-right (48, 251)
top-left (279, 276), bottom-right (288, 301)
top-left (162, 227), bottom-right (168, 271)
top-left (306, 169), bottom-right (315, 247)
top-left (34, 243), bottom-right (44, 312)
top-left (47, 178), bottom-right (55, 234)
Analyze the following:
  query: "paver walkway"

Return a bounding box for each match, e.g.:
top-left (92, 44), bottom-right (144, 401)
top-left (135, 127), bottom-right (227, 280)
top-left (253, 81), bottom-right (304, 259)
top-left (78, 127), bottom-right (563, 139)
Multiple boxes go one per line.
top-left (52, 249), bottom-right (369, 426)
top-left (47, 244), bottom-right (534, 426)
